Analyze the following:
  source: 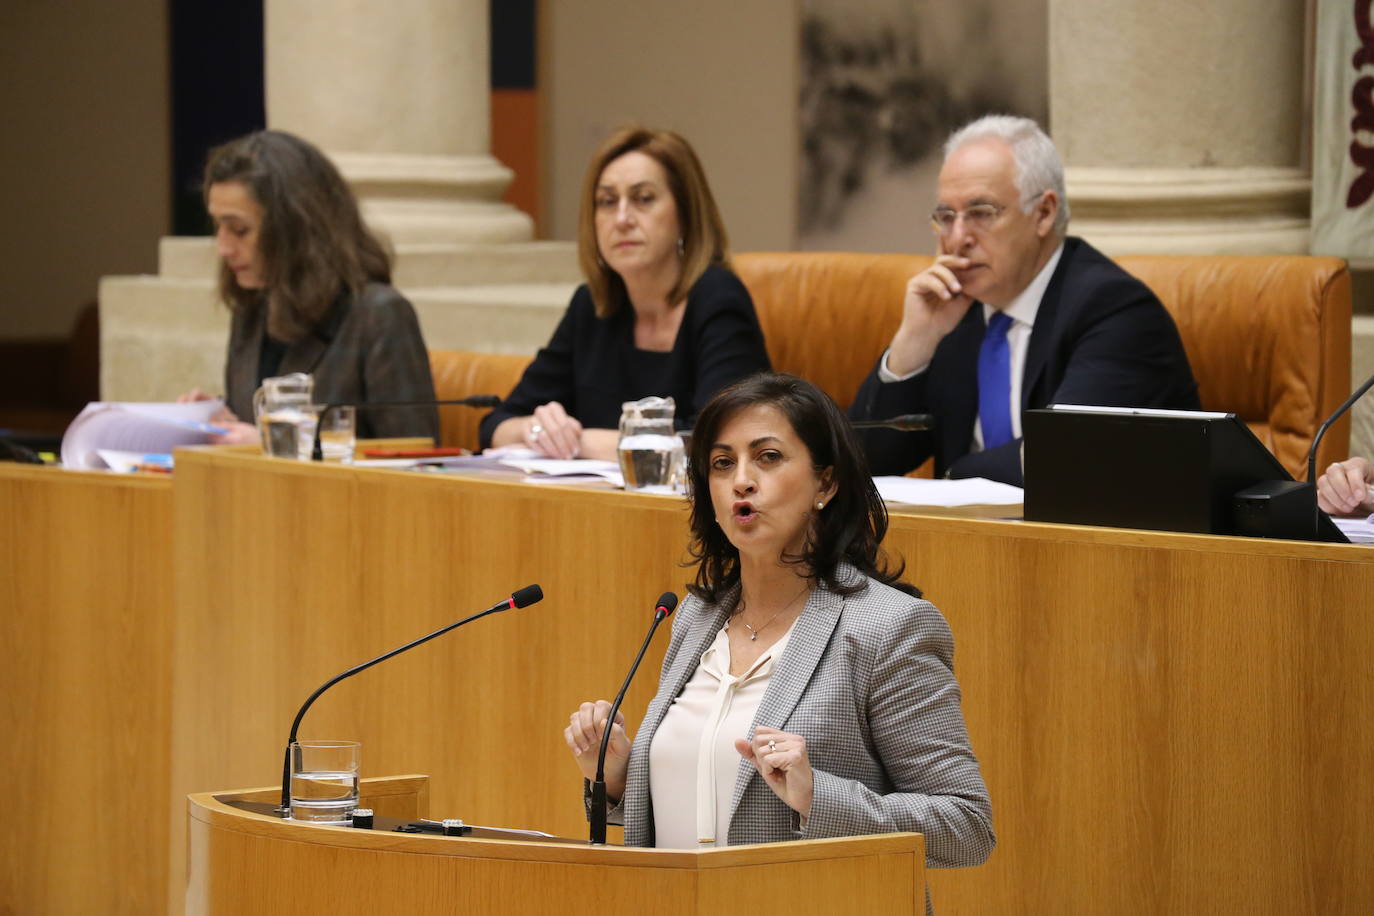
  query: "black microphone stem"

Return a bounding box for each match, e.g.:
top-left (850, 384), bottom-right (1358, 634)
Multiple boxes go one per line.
top-left (590, 594), bottom-right (677, 845)
top-left (850, 413), bottom-right (935, 432)
top-left (278, 585), bottom-right (542, 813)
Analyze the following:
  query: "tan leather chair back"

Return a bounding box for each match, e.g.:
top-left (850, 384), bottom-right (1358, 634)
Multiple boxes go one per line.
top-left (430, 252), bottom-right (1352, 478)
top-left (734, 251), bottom-right (930, 409)
top-left (1118, 255), bottom-right (1352, 477)
top-left (428, 350), bottom-right (531, 451)
top-left (737, 250), bottom-right (1352, 479)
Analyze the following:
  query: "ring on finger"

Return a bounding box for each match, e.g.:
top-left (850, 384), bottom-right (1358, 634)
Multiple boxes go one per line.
top-left (767, 739), bottom-right (777, 752)
top-left (530, 422), bottom-right (544, 441)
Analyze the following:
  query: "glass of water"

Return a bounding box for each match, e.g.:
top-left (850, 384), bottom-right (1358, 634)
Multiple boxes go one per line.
top-left (618, 396), bottom-right (684, 493)
top-left (289, 739), bottom-right (361, 824)
top-left (259, 405), bottom-right (318, 460)
top-left (315, 404), bottom-right (356, 463)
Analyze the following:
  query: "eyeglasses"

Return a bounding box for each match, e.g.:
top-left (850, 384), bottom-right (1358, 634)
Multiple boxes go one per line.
top-left (929, 203), bottom-right (1006, 235)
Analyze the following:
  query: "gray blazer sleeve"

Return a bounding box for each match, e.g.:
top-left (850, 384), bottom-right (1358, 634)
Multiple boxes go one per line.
top-left (801, 597), bottom-right (995, 868)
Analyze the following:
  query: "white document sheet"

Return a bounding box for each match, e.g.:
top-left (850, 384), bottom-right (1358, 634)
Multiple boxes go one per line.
top-left (874, 475), bottom-right (1024, 509)
top-left (60, 401), bottom-right (225, 469)
top-left (1332, 514), bottom-right (1374, 545)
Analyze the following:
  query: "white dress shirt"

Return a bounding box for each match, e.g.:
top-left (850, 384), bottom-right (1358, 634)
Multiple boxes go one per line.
top-left (879, 243), bottom-right (1064, 450)
top-left (647, 619), bottom-right (797, 848)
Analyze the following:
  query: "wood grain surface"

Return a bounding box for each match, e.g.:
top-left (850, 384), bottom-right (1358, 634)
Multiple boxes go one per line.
top-left (0, 465), bottom-right (174, 914)
top-left (187, 776), bottom-right (924, 915)
top-left (6, 448), bottom-right (1373, 914)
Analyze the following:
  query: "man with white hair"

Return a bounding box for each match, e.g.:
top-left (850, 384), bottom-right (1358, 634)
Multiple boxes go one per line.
top-left (849, 115), bottom-right (1199, 486)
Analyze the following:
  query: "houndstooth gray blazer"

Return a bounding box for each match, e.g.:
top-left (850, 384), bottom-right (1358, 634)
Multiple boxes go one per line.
top-left (617, 562), bottom-right (995, 868)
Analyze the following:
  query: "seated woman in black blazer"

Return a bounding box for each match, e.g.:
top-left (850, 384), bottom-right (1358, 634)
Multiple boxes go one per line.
top-left (479, 127), bottom-right (770, 460)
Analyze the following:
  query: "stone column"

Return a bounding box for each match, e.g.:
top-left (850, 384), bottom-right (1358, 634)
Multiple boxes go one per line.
top-left (265, 0), bottom-right (532, 244)
top-left (1048, 0), bottom-right (1310, 254)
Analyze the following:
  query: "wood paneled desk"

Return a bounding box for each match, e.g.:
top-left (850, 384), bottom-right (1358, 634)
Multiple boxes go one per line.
top-left (0, 465), bottom-right (173, 914)
top-left (4, 451), bottom-right (1372, 913)
top-left (187, 775), bottom-right (926, 915)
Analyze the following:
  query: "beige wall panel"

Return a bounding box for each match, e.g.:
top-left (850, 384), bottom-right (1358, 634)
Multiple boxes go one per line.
top-left (0, 0), bottom-right (169, 339)
top-left (545, 1), bottom-right (799, 251)
top-left (266, 0), bottom-right (488, 155)
top-left (1050, 0), bottom-right (1305, 168)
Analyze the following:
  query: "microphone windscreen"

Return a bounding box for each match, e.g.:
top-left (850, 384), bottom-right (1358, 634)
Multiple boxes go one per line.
top-left (656, 591), bottom-right (679, 616)
top-left (512, 584), bottom-right (544, 608)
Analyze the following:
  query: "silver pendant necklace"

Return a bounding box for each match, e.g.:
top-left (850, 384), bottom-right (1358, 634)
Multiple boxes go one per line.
top-left (735, 583), bottom-right (811, 641)
top-left (743, 610), bottom-right (783, 641)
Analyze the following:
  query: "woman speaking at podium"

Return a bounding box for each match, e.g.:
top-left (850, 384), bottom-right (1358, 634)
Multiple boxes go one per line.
top-left (479, 126), bottom-right (770, 460)
top-left (564, 373), bottom-right (994, 871)
top-left (180, 130), bottom-right (438, 443)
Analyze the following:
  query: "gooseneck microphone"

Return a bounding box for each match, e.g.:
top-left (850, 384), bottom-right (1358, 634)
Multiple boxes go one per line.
top-left (310, 395), bottom-right (503, 461)
top-left (1307, 369), bottom-right (1374, 529)
top-left (589, 591), bottom-right (678, 845)
top-left (850, 413), bottom-right (935, 432)
top-left (277, 584), bottom-right (544, 814)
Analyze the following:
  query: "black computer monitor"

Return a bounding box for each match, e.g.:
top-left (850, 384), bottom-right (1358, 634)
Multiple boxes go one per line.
top-left (1023, 405), bottom-right (1347, 543)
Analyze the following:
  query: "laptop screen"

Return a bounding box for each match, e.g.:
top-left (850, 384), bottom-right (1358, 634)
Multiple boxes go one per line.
top-left (1022, 406), bottom-right (1346, 543)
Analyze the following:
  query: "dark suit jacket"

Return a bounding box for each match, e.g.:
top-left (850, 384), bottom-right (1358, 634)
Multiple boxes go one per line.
top-left (224, 282), bottom-right (439, 441)
top-left (849, 237), bottom-right (1199, 485)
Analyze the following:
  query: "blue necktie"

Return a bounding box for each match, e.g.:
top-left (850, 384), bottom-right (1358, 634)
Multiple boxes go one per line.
top-left (977, 311), bottom-right (1014, 449)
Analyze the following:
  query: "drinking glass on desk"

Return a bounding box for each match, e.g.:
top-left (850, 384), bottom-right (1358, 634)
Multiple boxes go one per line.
top-left (618, 396), bottom-right (684, 493)
top-left (253, 372), bottom-right (316, 459)
top-left (316, 405), bottom-right (356, 464)
top-left (289, 739), bottom-right (361, 824)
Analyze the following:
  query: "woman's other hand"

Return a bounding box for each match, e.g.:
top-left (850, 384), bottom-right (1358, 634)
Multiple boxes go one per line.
top-left (735, 725), bottom-right (813, 817)
top-left (526, 401), bottom-right (584, 459)
top-left (208, 420), bottom-right (260, 446)
top-left (565, 700), bottom-right (630, 799)
top-left (175, 393), bottom-right (258, 445)
top-left (1316, 456), bottom-right (1374, 517)
top-left (206, 404), bottom-right (258, 445)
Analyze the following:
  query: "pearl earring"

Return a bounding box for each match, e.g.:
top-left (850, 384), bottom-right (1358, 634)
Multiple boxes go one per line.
top-left (816, 501), bottom-right (825, 510)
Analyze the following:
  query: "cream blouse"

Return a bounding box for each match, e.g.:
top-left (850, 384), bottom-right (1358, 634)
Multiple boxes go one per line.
top-left (647, 618), bottom-right (797, 848)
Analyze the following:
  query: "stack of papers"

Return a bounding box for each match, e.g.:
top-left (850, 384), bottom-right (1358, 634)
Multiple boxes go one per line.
top-left (61, 401), bottom-right (225, 469)
top-left (1332, 514), bottom-right (1374, 544)
top-left (500, 457), bottom-right (625, 487)
top-left (355, 449), bottom-right (628, 488)
top-left (874, 476), bottom-right (1024, 517)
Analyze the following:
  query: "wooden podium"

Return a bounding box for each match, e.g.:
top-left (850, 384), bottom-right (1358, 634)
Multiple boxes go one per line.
top-left (187, 776), bottom-right (927, 915)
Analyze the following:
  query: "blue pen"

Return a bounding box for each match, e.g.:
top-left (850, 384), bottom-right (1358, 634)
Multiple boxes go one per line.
top-left (173, 419), bottom-right (230, 435)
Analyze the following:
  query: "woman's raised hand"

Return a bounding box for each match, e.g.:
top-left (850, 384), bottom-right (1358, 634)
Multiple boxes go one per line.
top-left (564, 699), bottom-right (630, 800)
top-left (736, 725), bottom-right (814, 817)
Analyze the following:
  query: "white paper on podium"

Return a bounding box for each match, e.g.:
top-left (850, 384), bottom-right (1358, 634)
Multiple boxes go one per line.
top-left (874, 476), bottom-right (1024, 509)
top-left (1332, 514), bottom-right (1374, 545)
top-left (504, 458), bottom-right (625, 487)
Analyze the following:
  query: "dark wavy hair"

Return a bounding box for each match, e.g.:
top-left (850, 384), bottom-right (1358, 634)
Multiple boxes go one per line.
top-left (203, 130), bottom-right (391, 342)
top-left (577, 126), bottom-right (730, 318)
top-left (685, 372), bottom-right (919, 603)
